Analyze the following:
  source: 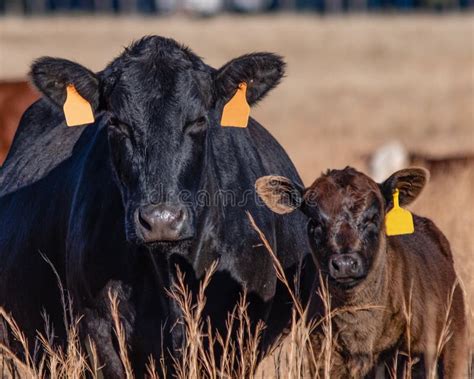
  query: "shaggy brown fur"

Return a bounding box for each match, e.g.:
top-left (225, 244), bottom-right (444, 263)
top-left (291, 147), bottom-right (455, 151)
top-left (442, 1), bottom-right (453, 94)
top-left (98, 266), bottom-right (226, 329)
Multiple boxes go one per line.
top-left (256, 167), bottom-right (468, 378)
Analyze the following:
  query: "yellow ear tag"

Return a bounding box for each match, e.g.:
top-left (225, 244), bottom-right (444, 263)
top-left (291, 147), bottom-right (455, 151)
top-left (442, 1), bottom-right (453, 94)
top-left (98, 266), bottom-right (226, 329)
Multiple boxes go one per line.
top-left (385, 189), bottom-right (415, 236)
top-left (220, 82), bottom-right (250, 128)
top-left (63, 84), bottom-right (95, 127)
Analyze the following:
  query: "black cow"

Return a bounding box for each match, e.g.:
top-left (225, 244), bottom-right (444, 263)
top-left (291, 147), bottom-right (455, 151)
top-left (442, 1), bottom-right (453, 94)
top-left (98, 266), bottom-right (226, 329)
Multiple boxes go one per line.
top-left (0, 36), bottom-right (311, 377)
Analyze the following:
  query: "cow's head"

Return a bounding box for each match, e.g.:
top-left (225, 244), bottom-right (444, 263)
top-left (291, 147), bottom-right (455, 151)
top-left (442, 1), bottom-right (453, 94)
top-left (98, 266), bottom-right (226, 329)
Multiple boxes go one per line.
top-left (30, 36), bottom-right (285, 246)
top-left (255, 167), bottom-right (428, 288)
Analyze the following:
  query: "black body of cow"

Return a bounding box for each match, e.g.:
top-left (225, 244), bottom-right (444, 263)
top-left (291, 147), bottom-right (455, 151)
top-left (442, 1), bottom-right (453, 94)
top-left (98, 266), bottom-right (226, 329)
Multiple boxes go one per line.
top-left (0, 36), bottom-right (311, 377)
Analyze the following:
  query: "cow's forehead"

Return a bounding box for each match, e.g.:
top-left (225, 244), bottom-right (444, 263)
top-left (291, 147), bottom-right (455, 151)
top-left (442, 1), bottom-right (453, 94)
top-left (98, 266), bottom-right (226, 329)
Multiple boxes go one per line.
top-left (109, 36), bottom-right (203, 72)
top-left (105, 59), bottom-right (211, 124)
top-left (103, 36), bottom-right (211, 99)
top-left (305, 168), bottom-right (381, 219)
top-left (110, 59), bottom-right (205, 93)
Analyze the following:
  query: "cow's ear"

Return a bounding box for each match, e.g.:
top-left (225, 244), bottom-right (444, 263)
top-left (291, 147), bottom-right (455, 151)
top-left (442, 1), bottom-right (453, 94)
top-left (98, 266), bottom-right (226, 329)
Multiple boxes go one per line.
top-left (255, 175), bottom-right (303, 215)
top-left (30, 57), bottom-right (100, 111)
top-left (214, 53), bottom-right (285, 106)
top-left (380, 167), bottom-right (430, 207)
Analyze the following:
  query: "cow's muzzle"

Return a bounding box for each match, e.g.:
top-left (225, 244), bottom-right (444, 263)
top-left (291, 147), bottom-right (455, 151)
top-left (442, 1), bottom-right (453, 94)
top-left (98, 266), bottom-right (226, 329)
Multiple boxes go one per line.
top-left (328, 253), bottom-right (366, 284)
top-left (135, 203), bottom-right (193, 243)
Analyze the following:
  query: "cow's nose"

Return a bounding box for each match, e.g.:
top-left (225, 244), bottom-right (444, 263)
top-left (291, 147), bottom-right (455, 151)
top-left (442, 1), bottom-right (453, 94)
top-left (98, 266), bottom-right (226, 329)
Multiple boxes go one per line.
top-left (136, 203), bottom-right (188, 242)
top-left (329, 254), bottom-right (364, 280)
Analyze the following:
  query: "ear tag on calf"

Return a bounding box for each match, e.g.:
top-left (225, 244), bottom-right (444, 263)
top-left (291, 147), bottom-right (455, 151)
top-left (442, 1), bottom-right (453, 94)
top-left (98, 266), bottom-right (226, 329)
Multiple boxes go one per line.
top-left (63, 84), bottom-right (95, 127)
top-left (221, 82), bottom-right (250, 128)
top-left (385, 189), bottom-right (415, 236)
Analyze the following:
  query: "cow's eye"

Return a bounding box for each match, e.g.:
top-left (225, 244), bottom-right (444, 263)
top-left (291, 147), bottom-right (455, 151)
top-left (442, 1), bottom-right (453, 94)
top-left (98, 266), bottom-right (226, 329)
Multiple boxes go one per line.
top-left (109, 121), bottom-right (131, 138)
top-left (186, 116), bottom-right (207, 129)
top-left (308, 219), bottom-right (324, 245)
top-left (195, 116), bottom-right (207, 127)
top-left (362, 214), bottom-right (379, 233)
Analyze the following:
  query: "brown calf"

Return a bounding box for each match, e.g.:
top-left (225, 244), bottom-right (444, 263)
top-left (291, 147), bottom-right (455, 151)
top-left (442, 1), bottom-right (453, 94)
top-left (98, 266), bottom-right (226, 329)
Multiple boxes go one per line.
top-left (0, 80), bottom-right (40, 166)
top-left (256, 167), bottom-right (468, 378)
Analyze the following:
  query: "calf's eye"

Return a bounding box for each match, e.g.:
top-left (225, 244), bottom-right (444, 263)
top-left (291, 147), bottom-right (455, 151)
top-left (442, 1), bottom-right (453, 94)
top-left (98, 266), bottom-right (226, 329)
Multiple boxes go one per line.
top-left (364, 223), bottom-right (378, 234)
top-left (308, 220), bottom-right (324, 244)
top-left (362, 214), bottom-right (380, 234)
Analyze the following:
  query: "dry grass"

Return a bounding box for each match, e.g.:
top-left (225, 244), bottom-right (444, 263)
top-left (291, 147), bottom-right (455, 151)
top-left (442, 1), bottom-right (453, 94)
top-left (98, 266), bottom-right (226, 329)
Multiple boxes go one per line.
top-left (0, 213), bottom-right (468, 378)
top-left (0, 13), bottom-right (472, 378)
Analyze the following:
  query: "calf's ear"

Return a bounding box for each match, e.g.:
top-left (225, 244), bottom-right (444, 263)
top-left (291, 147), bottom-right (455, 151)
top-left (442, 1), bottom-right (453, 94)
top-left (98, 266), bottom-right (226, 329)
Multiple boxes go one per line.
top-left (214, 53), bottom-right (285, 106)
top-left (380, 167), bottom-right (430, 207)
top-left (30, 57), bottom-right (100, 111)
top-left (255, 175), bottom-right (303, 215)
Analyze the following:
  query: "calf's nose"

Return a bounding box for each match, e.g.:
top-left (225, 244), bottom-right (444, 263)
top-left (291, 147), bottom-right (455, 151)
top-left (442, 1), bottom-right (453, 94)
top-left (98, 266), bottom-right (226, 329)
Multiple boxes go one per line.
top-left (136, 203), bottom-right (188, 242)
top-left (329, 254), bottom-right (364, 279)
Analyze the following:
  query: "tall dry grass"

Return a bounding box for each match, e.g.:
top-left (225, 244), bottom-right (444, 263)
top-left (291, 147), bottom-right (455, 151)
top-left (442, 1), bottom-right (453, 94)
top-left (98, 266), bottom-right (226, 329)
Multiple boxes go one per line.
top-left (0, 212), bottom-right (468, 378)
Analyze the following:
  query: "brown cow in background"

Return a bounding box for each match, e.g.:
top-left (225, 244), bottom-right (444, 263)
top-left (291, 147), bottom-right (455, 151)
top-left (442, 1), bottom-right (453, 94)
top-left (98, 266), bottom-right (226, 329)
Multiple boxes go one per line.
top-left (368, 140), bottom-right (474, 182)
top-left (0, 80), bottom-right (39, 166)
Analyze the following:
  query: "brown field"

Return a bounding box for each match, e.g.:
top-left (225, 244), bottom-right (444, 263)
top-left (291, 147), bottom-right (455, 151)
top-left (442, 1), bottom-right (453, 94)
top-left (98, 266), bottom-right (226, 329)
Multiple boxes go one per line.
top-left (0, 14), bottom-right (473, 377)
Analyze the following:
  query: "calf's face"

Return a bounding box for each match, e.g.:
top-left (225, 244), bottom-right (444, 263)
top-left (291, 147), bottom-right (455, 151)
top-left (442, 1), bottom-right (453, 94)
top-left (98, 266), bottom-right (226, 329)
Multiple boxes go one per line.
top-left (303, 171), bottom-right (384, 286)
top-left (256, 167), bottom-right (428, 288)
top-left (30, 36), bottom-right (284, 246)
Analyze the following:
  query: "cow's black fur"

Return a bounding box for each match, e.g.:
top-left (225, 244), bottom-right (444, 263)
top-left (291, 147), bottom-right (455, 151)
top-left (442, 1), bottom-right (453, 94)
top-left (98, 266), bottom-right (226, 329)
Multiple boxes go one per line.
top-left (0, 36), bottom-right (311, 377)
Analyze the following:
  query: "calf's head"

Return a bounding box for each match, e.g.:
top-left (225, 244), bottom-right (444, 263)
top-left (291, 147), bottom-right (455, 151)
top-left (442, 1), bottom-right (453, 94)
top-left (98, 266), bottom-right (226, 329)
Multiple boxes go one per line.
top-left (256, 167), bottom-right (428, 288)
top-left (30, 36), bottom-right (285, 245)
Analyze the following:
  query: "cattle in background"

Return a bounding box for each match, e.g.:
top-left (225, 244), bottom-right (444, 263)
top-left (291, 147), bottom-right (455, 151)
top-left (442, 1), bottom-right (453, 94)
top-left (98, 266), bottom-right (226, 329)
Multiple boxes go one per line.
top-left (0, 36), bottom-right (312, 377)
top-left (256, 167), bottom-right (468, 378)
top-left (0, 80), bottom-right (39, 165)
top-left (368, 140), bottom-right (474, 182)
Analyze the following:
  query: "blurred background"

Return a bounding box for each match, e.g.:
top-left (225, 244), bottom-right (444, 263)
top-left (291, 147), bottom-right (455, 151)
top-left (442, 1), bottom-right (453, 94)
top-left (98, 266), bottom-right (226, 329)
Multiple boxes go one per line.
top-left (0, 0), bottom-right (472, 14)
top-left (0, 0), bottom-right (473, 353)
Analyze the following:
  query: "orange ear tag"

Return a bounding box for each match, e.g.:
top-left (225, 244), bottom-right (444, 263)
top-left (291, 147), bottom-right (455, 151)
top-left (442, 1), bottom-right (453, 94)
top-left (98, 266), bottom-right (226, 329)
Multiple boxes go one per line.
top-left (220, 82), bottom-right (250, 128)
top-left (385, 189), bottom-right (415, 236)
top-left (63, 84), bottom-right (95, 127)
